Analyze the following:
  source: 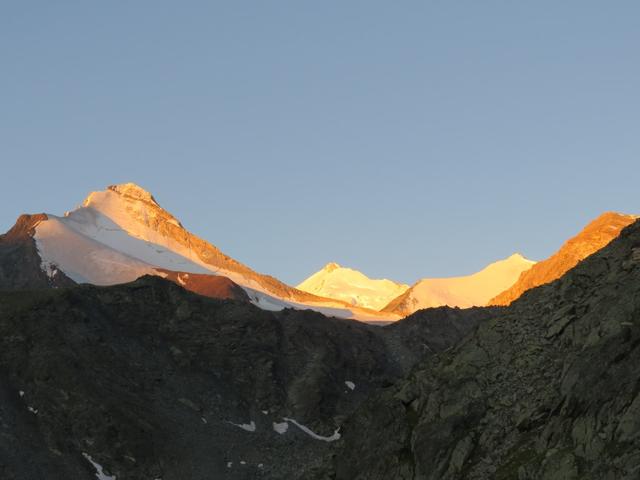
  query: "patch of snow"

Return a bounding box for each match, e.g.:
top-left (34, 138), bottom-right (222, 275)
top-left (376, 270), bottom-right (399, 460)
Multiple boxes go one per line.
top-left (282, 418), bottom-right (341, 442)
top-left (273, 421), bottom-right (289, 434)
top-left (240, 461), bottom-right (246, 465)
top-left (177, 274), bottom-right (188, 286)
top-left (226, 462), bottom-right (232, 468)
top-left (42, 261), bottom-right (58, 279)
top-left (228, 420), bottom-right (256, 432)
top-left (344, 381), bottom-right (355, 391)
top-left (258, 463), bottom-right (264, 468)
top-left (82, 453), bottom-right (116, 480)
top-left (28, 406), bottom-right (38, 414)
top-left (261, 410), bottom-right (268, 415)
top-left (201, 417), bottom-right (207, 424)
top-left (19, 390), bottom-right (24, 397)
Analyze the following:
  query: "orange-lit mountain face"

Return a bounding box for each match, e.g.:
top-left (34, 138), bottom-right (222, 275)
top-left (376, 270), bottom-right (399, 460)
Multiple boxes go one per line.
top-left (19, 183), bottom-right (394, 321)
top-left (489, 212), bottom-right (639, 306)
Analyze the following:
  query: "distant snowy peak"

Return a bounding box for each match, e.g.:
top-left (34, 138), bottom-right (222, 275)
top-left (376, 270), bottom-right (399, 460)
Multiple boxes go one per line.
top-left (382, 253), bottom-right (536, 316)
top-left (297, 263), bottom-right (409, 311)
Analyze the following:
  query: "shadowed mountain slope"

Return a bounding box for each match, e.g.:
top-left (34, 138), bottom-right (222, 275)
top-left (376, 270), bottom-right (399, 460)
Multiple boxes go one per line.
top-left (322, 218), bottom-right (640, 479)
top-left (0, 274), bottom-right (487, 479)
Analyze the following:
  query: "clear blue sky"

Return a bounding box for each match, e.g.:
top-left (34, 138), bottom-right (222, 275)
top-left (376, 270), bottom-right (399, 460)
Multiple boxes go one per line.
top-left (1, 2), bottom-right (639, 285)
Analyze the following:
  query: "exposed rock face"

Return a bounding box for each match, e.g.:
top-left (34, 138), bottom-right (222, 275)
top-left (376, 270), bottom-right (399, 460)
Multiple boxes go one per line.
top-left (0, 275), bottom-right (485, 479)
top-left (489, 211), bottom-right (637, 306)
top-left (325, 218), bottom-right (640, 479)
top-left (0, 214), bottom-right (75, 290)
top-left (156, 268), bottom-right (250, 302)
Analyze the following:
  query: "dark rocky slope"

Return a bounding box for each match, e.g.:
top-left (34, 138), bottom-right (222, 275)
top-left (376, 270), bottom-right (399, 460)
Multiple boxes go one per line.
top-left (0, 275), bottom-right (487, 479)
top-left (324, 218), bottom-right (640, 480)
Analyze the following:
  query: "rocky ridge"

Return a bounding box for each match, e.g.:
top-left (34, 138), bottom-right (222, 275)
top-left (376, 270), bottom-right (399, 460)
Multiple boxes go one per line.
top-left (490, 211), bottom-right (637, 306)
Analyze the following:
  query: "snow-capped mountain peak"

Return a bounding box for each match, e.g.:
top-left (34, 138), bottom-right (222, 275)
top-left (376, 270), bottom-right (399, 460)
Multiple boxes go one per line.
top-left (30, 183), bottom-right (396, 322)
top-left (297, 263), bottom-right (409, 311)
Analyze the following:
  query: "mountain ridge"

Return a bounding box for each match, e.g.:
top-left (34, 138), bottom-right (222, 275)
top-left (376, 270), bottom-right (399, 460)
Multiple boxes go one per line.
top-left (489, 211), bottom-right (638, 306)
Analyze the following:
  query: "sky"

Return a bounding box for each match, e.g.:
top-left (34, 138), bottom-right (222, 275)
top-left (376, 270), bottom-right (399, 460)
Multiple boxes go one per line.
top-left (1, 2), bottom-right (639, 285)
